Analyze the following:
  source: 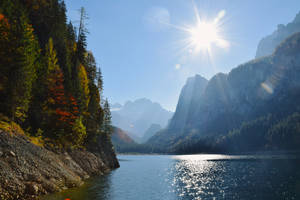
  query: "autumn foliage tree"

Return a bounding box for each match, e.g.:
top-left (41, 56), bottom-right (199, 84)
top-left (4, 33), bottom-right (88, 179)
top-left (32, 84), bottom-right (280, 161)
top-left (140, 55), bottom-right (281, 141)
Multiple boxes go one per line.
top-left (43, 38), bottom-right (86, 146)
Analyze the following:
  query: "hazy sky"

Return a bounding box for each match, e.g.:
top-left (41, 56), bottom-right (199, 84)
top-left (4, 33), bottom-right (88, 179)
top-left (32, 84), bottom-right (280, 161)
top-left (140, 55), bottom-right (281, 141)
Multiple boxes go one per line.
top-left (65, 0), bottom-right (300, 111)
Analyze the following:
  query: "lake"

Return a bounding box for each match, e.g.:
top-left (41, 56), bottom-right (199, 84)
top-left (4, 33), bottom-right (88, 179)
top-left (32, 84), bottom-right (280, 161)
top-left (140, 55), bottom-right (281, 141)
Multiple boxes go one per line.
top-left (44, 153), bottom-right (300, 200)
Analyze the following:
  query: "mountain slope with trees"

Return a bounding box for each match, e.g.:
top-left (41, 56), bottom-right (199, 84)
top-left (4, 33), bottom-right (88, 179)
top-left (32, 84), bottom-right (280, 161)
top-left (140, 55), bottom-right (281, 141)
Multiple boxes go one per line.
top-left (111, 126), bottom-right (138, 153)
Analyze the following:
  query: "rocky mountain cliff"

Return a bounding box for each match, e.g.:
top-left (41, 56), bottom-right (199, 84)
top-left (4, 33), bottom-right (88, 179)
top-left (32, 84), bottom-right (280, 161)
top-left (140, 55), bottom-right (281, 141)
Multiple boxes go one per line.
top-left (146, 75), bottom-right (207, 148)
top-left (111, 98), bottom-right (173, 142)
top-left (148, 32), bottom-right (300, 153)
top-left (169, 75), bottom-right (208, 133)
top-left (256, 11), bottom-right (300, 58)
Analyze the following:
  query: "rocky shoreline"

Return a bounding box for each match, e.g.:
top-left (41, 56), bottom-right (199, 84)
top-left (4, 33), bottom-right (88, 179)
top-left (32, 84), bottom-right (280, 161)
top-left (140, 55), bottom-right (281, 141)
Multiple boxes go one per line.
top-left (0, 129), bottom-right (119, 200)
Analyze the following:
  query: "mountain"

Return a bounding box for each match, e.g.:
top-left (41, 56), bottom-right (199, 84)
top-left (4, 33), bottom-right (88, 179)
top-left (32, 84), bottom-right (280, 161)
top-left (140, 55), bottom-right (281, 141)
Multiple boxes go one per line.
top-left (169, 75), bottom-right (208, 134)
top-left (256, 11), bottom-right (300, 58)
top-left (148, 31), bottom-right (300, 153)
top-left (141, 124), bottom-right (162, 143)
top-left (146, 75), bottom-right (208, 148)
top-left (111, 126), bottom-right (137, 152)
top-left (111, 98), bottom-right (173, 142)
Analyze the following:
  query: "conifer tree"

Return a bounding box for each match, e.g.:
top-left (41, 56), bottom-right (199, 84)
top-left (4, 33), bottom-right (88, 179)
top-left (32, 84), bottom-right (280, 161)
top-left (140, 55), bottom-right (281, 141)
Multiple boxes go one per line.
top-left (85, 83), bottom-right (103, 143)
top-left (102, 99), bottom-right (113, 136)
top-left (85, 52), bottom-right (97, 82)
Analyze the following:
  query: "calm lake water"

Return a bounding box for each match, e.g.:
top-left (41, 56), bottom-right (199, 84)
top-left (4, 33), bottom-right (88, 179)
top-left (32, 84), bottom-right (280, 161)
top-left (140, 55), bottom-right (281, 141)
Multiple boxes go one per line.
top-left (44, 154), bottom-right (300, 200)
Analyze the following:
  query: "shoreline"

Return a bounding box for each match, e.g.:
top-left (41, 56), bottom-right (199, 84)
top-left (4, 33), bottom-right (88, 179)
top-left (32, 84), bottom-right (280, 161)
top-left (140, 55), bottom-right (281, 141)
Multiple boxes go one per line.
top-left (0, 129), bottom-right (119, 200)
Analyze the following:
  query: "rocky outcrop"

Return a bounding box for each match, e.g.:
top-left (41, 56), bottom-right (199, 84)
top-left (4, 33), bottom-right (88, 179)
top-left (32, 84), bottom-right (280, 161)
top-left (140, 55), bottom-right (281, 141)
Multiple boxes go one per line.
top-left (0, 129), bottom-right (119, 200)
top-left (255, 11), bottom-right (300, 58)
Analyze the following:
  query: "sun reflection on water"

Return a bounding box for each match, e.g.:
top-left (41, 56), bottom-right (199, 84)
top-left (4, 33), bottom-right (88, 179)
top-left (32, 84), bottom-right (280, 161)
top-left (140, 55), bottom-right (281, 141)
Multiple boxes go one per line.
top-left (167, 154), bottom-right (300, 199)
top-left (169, 155), bottom-right (226, 199)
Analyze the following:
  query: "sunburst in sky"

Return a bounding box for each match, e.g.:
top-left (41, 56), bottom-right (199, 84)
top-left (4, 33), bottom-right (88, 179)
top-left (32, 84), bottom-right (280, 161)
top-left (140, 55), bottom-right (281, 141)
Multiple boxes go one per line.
top-left (161, 2), bottom-right (230, 60)
top-left (185, 9), bottom-right (229, 54)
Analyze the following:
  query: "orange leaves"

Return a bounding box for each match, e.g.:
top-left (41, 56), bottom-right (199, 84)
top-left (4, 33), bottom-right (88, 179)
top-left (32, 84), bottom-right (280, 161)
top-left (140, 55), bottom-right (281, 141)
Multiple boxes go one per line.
top-left (55, 108), bottom-right (73, 124)
top-left (0, 14), bottom-right (4, 21)
top-left (55, 108), bottom-right (71, 117)
top-left (0, 13), bottom-right (10, 38)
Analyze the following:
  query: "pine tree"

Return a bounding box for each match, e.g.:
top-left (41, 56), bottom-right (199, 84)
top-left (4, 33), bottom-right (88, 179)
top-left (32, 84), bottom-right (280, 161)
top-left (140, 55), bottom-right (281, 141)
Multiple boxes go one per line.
top-left (96, 67), bottom-right (103, 94)
top-left (85, 52), bottom-right (97, 82)
top-left (102, 99), bottom-right (113, 136)
top-left (85, 83), bottom-right (103, 143)
top-left (77, 7), bottom-right (88, 65)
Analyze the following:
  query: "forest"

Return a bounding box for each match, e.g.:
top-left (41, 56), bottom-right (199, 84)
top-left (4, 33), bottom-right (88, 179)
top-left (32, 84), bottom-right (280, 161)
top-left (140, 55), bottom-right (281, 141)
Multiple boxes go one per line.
top-left (0, 0), bottom-right (113, 149)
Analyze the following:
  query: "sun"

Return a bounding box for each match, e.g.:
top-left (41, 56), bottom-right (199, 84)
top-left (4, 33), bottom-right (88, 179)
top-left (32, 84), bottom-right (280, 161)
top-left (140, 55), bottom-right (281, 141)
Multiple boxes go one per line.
top-left (188, 21), bottom-right (219, 52)
top-left (183, 9), bottom-right (229, 54)
top-left (155, 3), bottom-right (230, 56)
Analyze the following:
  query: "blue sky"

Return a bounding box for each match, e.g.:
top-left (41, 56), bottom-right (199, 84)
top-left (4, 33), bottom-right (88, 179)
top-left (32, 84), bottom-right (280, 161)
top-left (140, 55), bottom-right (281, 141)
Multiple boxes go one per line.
top-left (65, 0), bottom-right (300, 111)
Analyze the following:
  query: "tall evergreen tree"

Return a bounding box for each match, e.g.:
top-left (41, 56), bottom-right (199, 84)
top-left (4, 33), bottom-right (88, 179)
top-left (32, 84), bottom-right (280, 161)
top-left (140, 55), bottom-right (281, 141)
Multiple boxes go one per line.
top-left (102, 99), bottom-right (113, 136)
top-left (77, 7), bottom-right (88, 65)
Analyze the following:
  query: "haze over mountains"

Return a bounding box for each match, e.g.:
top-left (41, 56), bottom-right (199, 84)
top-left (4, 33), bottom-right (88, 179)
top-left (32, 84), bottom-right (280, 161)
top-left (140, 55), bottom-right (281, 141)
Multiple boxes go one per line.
top-left (147, 11), bottom-right (300, 153)
top-left (111, 98), bottom-right (173, 143)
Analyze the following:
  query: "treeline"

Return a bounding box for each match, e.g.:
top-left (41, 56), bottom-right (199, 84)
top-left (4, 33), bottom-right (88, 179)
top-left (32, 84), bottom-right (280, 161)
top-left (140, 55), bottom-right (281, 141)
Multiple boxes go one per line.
top-left (168, 113), bottom-right (300, 154)
top-left (113, 143), bottom-right (155, 154)
top-left (171, 112), bottom-right (300, 154)
top-left (0, 0), bottom-right (113, 148)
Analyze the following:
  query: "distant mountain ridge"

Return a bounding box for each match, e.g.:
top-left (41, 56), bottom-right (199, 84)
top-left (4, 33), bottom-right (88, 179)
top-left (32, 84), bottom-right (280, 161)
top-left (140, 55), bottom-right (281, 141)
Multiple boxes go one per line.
top-left (111, 98), bottom-right (173, 142)
top-left (256, 11), bottom-right (300, 58)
